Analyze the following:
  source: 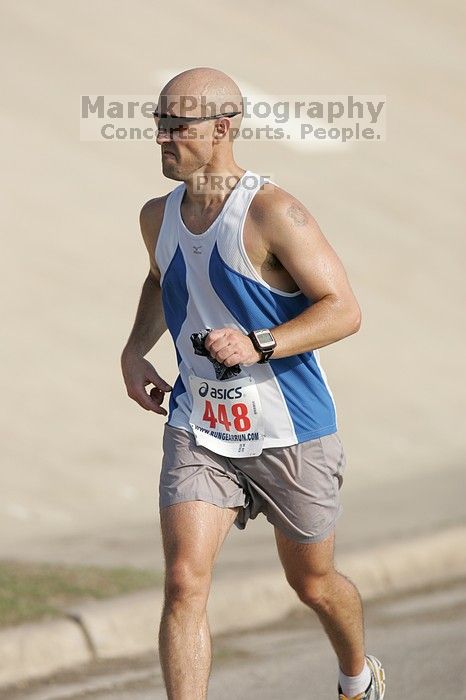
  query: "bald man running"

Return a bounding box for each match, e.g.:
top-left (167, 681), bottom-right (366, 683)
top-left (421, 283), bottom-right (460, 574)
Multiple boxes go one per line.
top-left (121, 68), bottom-right (386, 700)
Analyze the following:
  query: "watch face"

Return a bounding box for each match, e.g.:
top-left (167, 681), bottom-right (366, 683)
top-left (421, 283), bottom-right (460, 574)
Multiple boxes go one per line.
top-left (255, 329), bottom-right (275, 346)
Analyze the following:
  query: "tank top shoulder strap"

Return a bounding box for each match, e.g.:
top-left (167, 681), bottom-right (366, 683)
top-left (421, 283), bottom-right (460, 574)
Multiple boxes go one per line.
top-left (223, 171), bottom-right (267, 226)
top-left (218, 171), bottom-right (267, 256)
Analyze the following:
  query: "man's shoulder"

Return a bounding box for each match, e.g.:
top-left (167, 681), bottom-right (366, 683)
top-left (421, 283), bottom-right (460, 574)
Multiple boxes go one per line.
top-left (248, 180), bottom-right (313, 231)
top-left (139, 193), bottom-right (170, 232)
top-left (138, 194), bottom-right (174, 277)
top-left (139, 193), bottom-right (174, 251)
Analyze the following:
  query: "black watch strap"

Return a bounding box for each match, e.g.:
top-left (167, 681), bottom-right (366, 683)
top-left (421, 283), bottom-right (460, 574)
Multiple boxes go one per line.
top-left (257, 348), bottom-right (275, 364)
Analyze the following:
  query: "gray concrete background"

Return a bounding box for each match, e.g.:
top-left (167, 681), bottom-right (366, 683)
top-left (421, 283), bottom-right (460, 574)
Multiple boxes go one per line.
top-left (0, 1), bottom-right (464, 566)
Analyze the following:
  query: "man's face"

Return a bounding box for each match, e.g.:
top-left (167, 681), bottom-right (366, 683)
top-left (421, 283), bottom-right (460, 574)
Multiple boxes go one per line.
top-left (155, 95), bottom-right (216, 181)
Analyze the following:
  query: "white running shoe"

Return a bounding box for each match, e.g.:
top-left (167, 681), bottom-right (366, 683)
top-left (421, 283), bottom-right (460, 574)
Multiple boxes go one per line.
top-left (338, 655), bottom-right (386, 699)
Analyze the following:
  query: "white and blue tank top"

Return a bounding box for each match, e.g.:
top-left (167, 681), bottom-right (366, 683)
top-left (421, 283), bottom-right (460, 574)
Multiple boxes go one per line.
top-left (155, 170), bottom-right (338, 448)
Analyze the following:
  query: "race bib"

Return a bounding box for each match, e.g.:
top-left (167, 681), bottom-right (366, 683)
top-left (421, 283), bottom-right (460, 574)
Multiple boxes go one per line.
top-left (188, 374), bottom-right (265, 458)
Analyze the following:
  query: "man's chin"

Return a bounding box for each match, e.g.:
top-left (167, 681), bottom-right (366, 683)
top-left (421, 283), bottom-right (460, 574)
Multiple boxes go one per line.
top-left (161, 161), bottom-right (183, 181)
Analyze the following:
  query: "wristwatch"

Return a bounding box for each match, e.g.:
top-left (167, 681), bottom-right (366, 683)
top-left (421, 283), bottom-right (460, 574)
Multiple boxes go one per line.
top-left (248, 328), bottom-right (277, 363)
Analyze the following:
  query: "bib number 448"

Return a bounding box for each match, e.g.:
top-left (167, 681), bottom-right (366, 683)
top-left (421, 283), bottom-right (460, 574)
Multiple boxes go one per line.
top-left (202, 400), bottom-right (251, 432)
top-left (188, 374), bottom-right (265, 457)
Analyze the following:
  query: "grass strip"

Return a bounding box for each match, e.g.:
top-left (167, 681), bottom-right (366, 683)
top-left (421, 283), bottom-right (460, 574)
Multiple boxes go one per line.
top-left (0, 560), bottom-right (163, 627)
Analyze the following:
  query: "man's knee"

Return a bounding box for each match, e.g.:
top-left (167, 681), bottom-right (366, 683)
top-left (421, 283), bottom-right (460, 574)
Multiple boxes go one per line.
top-left (288, 569), bottom-right (337, 609)
top-left (164, 559), bottom-right (212, 609)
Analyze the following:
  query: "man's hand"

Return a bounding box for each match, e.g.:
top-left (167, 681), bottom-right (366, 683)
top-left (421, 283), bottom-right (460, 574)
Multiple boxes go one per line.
top-left (121, 352), bottom-right (172, 414)
top-left (204, 328), bottom-right (261, 367)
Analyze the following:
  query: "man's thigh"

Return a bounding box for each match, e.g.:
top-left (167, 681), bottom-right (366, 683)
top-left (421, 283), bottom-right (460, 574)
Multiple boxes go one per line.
top-left (160, 501), bottom-right (239, 574)
top-left (159, 424), bottom-right (248, 578)
top-left (274, 527), bottom-right (336, 589)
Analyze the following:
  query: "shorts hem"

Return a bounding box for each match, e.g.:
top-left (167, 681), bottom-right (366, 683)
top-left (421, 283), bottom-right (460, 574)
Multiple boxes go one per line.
top-left (267, 506), bottom-right (342, 544)
top-left (159, 494), bottom-right (245, 511)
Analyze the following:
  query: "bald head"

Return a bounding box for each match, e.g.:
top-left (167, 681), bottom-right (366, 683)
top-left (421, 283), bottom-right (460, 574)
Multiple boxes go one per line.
top-left (156, 67), bottom-right (244, 181)
top-left (158, 67), bottom-right (243, 123)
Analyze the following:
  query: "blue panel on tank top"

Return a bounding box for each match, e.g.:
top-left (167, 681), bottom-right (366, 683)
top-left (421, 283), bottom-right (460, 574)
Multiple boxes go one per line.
top-left (209, 243), bottom-right (336, 440)
top-left (162, 245), bottom-right (189, 341)
top-left (210, 243), bottom-right (310, 325)
top-left (162, 246), bottom-right (188, 419)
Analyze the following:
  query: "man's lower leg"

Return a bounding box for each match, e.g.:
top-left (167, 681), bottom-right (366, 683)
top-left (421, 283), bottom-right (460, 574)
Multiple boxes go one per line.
top-left (159, 597), bottom-right (211, 700)
top-left (307, 569), bottom-right (366, 676)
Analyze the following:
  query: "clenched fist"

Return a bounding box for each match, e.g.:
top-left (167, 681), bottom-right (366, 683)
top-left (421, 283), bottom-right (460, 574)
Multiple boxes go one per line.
top-left (204, 328), bottom-right (261, 367)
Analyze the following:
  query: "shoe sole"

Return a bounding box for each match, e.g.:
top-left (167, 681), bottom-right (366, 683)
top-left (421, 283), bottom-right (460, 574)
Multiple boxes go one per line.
top-left (366, 655), bottom-right (386, 699)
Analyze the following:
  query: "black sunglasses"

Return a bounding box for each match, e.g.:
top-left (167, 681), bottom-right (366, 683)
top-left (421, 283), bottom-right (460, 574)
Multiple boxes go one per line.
top-left (152, 111), bottom-right (241, 132)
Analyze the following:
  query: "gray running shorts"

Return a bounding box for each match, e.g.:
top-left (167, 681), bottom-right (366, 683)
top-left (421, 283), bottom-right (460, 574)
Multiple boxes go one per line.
top-left (159, 423), bottom-right (346, 544)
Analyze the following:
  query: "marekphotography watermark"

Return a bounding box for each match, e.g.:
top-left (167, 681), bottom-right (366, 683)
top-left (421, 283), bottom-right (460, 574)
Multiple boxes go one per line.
top-left (80, 94), bottom-right (387, 144)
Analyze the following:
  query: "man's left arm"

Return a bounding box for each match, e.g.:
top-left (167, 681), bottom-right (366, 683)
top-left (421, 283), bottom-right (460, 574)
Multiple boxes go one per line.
top-left (263, 196), bottom-right (361, 359)
top-left (205, 193), bottom-right (361, 366)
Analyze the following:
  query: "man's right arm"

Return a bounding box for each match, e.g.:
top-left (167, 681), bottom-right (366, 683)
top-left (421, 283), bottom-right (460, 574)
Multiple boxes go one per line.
top-left (121, 196), bottom-right (172, 414)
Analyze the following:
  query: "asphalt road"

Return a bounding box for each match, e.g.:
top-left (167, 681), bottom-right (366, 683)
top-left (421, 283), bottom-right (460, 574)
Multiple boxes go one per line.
top-left (8, 579), bottom-right (466, 700)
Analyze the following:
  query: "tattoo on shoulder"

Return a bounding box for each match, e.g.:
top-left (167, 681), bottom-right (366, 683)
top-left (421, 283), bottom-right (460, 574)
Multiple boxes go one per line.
top-left (286, 203), bottom-right (308, 226)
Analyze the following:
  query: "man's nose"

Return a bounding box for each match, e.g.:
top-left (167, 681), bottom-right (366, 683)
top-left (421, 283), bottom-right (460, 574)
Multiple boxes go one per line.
top-left (156, 128), bottom-right (171, 144)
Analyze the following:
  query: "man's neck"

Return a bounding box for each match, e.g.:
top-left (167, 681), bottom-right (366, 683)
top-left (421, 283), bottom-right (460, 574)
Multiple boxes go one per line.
top-left (183, 165), bottom-right (246, 210)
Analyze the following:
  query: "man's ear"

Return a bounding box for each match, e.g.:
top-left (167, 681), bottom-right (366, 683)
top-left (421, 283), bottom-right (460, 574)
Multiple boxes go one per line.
top-left (214, 119), bottom-right (229, 139)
